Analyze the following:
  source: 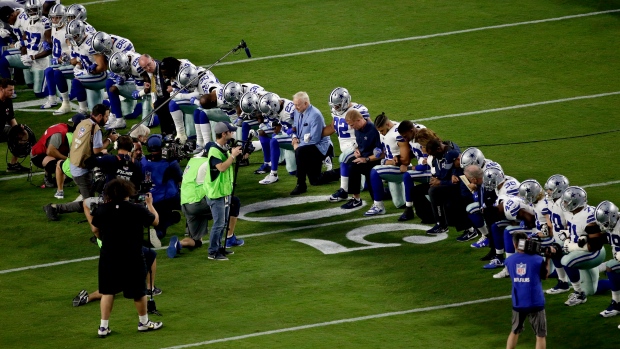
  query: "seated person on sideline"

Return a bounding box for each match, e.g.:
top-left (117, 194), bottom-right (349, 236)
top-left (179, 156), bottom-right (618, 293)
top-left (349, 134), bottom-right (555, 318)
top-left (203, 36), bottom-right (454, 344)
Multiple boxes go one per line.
top-left (339, 109), bottom-right (382, 211)
top-left (289, 91), bottom-right (334, 196)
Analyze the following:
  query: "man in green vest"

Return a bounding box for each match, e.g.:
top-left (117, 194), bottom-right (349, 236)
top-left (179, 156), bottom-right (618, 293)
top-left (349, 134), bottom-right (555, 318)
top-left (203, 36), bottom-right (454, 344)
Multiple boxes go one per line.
top-left (204, 122), bottom-right (242, 260)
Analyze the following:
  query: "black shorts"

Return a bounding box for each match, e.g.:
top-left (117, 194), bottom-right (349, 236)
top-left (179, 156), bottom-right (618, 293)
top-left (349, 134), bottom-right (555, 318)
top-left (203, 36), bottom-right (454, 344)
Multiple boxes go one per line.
top-left (0, 125), bottom-right (10, 143)
top-left (99, 253), bottom-right (148, 299)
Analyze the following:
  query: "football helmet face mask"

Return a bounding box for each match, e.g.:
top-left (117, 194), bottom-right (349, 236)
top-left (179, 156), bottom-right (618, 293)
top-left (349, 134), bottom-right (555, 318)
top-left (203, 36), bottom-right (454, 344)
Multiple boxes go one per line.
top-left (595, 200), bottom-right (619, 231)
top-left (460, 147), bottom-right (485, 169)
top-left (544, 174), bottom-right (569, 200)
top-left (108, 52), bottom-right (130, 75)
top-left (483, 167), bottom-right (505, 191)
top-left (25, 0), bottom-right (42, 22)
top-left (518, 179), bottom-right (543, 205)
top-left (329, 87), bottom-right (351, 116)
top-left (65, 4), bottom-right (87, 22)
top-left (560, 186), bottom-right (588, 212)
top-left (239, 92), bottom-right (259, 115)
top-left (91, 31), bottom-right (113, 56)
top-left (223, 81), bottom-right (242, 106)
top-left (258, 93), bottom-right (280, 117)
top-left (49, 4), bottom-right (66, 29)
top-left (65, 20), bottom-right (86, 47)
top-left (177, 65), bottom-right (199, 89)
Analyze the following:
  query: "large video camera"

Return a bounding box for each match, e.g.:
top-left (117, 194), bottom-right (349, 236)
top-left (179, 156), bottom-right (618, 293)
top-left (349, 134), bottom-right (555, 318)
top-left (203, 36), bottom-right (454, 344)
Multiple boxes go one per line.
top-left (161, 138), bottom-right (196, 161)
top-left (518, 237), bottom-right (562, 258)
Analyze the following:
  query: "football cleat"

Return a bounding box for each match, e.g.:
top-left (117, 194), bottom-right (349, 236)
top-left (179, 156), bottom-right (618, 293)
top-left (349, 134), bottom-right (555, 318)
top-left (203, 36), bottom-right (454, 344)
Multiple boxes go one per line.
top-left (364, 204), bottom-right (386, 216)
top-left (53, 103), bottom-right (72, 115)
top-left (545, 280), bottom-right (571, 294)
top-left (426, 224), bottom-right (449, 235)
top-left (341, 198), bottom-right (362, 209)
top-left (254, 163), bottom-right (271, 174)
top-left (398, 206), bottom-right (415, 221)
top-left (470, 235), bottom-right (489, 248)
top-left (329, 188), bottom-right (348, 202)
top-left (259, 173), bottom-right (278, 185)
top-left (483, 257), bottom-right (504, 269)
top-left (40, 100), bottom-right (58, 109)
top-left (600, 300), bottom-right (620, 317)
top-left (493, 268), bottom-right (509, 279)
top-left (456, 228), bottom-right (478, 242)
top-left (565, 291), bottom-right (587, 306)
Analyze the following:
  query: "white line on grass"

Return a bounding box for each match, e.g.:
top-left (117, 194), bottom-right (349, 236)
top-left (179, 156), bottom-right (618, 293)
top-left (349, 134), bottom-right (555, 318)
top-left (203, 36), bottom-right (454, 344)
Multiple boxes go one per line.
top-left (82, 0), bottom-right (118, 5)
top-left (0, 172), bottom-right (43, 181)
top-left (160, 295), bottom-right (511, 349)
top-left (207, 9), bottom-right (620, 67)
top-left (415, 91), bottom-right (620, 122)
top-left (583, 180), bottom-right (620, 188)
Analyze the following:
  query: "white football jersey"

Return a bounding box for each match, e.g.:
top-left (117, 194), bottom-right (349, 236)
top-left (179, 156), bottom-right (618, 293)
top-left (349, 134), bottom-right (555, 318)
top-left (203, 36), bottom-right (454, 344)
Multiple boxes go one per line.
top-left (275, 98), bottom-right (295, 127)
top-left (605, 224), bottom-right (620, 255)
top-left (84, 22), bottom-right (96, 35)
top-left (213, 83), bottom-right (238, 117)
top-left (532, 197), bottom-right (551, 231)
top-left (380, 122), bottom-right (400, 160)
top-left (332, 102), bottom-right (369, 152)
top-left (241, 82), bottom-right (265, 96)
top-left (24, 16), bottom-right (51, 57)
top-left (51, 25), bottom-right (69, 59)
top-left (496, 176), bottom-right (520, 205)
top-left (549, 199), bottom-right (567, 235)
top-left (564, 205), bottom-right (597, 243)
top-left (11, 8), bottom-right (28, 39)
top-left (197, 69), bottom-right (219, 95)
top-left (482, 159), bottom-right (503, 172)
top-left (71, 32), bottom-right (97, 68)
top-left (109, 34), bottom-right (134, 55)
top-left (503, 196), bottom-right (535, 222)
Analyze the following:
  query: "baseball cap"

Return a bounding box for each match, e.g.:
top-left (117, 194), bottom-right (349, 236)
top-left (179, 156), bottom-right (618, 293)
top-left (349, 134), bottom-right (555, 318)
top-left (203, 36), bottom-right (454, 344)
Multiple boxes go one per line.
top-left (146, 134), bottom-right (163, 152)
top-left (213, 122), bottom-right (237, 134)
top-left (71, 113), bottom-right (87, 125)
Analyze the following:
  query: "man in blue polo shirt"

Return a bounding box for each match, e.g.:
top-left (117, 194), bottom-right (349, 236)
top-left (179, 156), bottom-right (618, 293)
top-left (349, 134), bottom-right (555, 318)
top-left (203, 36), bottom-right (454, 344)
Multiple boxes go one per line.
top-left (290, 91), bottom-right (333, 195)
top-left (340, 109), bottom-right (382, 210)
top-left (504, 232), bottom-right (549, 349)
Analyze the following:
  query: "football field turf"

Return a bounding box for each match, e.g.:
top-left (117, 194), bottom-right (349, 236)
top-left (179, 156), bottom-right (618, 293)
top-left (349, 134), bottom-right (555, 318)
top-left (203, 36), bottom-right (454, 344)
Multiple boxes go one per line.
top-left (1, 0), bottom-right (620, 348)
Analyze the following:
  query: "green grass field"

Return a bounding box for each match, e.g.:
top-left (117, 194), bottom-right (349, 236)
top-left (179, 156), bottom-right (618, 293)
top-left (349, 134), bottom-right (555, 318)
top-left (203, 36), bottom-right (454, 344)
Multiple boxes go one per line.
top-left (1, 0), bottom-right (620, 348)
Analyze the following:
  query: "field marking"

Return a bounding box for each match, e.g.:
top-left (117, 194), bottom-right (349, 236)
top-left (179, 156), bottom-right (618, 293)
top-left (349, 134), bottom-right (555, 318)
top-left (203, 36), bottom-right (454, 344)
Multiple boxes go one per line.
top-left (415, 91), bottom-right (620, 122)
top-left (208, 9), bottom-right (620, 67)
top-left (583, 180), bottom-right (620, 189)
top-left (82, 0), bottom-right (118, 5)
top-left (160, 295), bottom-right (511, 349)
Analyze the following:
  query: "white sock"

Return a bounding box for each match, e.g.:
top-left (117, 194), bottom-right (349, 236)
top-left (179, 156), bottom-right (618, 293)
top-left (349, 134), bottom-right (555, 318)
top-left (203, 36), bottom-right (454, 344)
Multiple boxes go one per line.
top-left (195, 124), bottom-right (204, 147)
top-left (100, 319), bottom-right (109, 328)
top-left (170, 110), bottom-right (186, 136)
top-left (139, 315), bottom-right (148, 324)
top-left (48, 95), bottom-right (57, 103)
top-left (60, 92), bottom-right (69, 103)
top-left (478, 225), bottom-right (489, 236)
top-left (78, 101), bottom-right (88, 110)
top-left (201, 123), bottom-right (212, 143)
top-left (341, 177), bottom-right (349, 192)
top-left (612, 291), bottom-right (620, 302)
top-left (495, 249), bottom-right (504, 255)
top-left (270, 170), bottom-right (278, 176)
top-left (572, 282), bottom-right (582, 293)
top-left (505, 252), bottom-right (514, 259)
top-left (405, 202), bottom-right (413, 207)
top-left (267, 162), bottom-right (271, 166)
top-left (556, 267), bottom-right (568, 282)
top-left (373, 201), bottom-right (384, 208)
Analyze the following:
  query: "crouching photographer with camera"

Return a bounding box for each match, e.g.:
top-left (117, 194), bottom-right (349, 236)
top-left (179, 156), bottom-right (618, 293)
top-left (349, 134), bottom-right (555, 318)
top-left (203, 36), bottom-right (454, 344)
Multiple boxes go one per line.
top-left (86, 178), bottom-right (162, 337)
top-left (504, 231), bottom-right (550, 349)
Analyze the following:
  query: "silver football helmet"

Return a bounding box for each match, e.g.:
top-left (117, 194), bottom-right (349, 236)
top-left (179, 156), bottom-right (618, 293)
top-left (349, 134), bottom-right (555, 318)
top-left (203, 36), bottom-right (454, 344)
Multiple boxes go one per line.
top-left (560, 186), bottom-right (588, 212)
top-left (65, 4), bottom-right (87, 22)
top-left (25, 0), bottom-right (42, 22)
top-left (48, 4), bottom-right (66, 29)
top-left (483, 167), bottom-right (505, 191)
top-left (544, 174), bottom-right (569, 200)
top-left (108, 51), bottom-right (130, 75)
top-left (223, 81), bottom-right (242, 106)
top-left (258, 92), bottom-right (280, 117)
top-left (65, 20), bottom-right (87, 47)
top-left (460, 147), bottom-right (485, 169)
top-left (518, 179), bottom-right (543, 205)
top-left (595, 200), bottom-right (619, 230)
top-left (91, 31), bottom-right (113, 55)
top-left (329, 87), bottom-right (351, 116)
top-left (177, 65), bottom-right (199, 89)
top-left (239, 92), bottom-right (259, 114)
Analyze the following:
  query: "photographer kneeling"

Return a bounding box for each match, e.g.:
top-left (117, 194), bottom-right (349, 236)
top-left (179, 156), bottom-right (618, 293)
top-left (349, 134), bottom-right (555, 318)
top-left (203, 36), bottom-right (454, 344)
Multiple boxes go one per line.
top-left (87, 179), bottom-right (162, 337)
top-left (505, 232), bottom-right (550, 349)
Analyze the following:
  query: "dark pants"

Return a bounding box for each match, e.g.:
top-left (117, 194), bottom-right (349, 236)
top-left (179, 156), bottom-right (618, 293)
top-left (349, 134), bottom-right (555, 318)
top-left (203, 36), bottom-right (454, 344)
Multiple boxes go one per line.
top-left (295, 144), bottom-right (331, 186)
top-left (348, 160), bottom-right (381, 197)
top-left (154, 98), bottom-right (174, 135)
top-left (428, 183), bottom-right (470, 231)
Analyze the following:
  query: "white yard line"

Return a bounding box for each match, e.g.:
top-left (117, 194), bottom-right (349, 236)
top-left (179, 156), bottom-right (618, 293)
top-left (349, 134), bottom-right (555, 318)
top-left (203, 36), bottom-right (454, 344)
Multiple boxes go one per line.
top-left (160, 295), bottom-right (511, 349)
top-left (206, 9), bottom-right (620, 67)
top-left (82, 0), bottom-right (119, 5)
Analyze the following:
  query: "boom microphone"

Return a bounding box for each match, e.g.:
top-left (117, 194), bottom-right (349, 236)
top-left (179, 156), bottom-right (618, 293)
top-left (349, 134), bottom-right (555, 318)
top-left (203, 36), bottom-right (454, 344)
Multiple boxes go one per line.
top-left (240, 40), bottom-right (252, 58)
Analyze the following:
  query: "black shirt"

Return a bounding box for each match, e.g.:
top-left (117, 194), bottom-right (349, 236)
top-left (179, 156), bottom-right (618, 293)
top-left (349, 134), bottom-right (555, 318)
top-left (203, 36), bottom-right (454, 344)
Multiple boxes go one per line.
top-left (355, 121), bottom-right (381, 157)
top-left (0, 97), bottom-right (15, 126)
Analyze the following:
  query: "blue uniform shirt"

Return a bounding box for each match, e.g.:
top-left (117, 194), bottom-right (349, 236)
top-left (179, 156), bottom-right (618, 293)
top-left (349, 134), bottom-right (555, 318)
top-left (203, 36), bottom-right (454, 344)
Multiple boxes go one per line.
top-left (430, 141), bottom-right (461, 186)
top-left (355, 121), bottom-right (381, 158)
top-left (293, 104), bottom-right (330, 155)
top-left (505, 253), bottom-right (546, 312)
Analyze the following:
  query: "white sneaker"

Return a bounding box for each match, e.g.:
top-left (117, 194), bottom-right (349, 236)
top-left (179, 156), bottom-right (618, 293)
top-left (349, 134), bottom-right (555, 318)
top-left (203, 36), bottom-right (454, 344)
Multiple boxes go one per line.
top-left (40, 99), bottom-right (58, 109)
top-left (149, 228), bottom-right (162, 248)
top-left (493, 268), bottom-right (509, 279)
top-left (364, 204), bottom-right (386, 216)
top-left (259, 173), bottom-right (279, 185)
top-left (137, 320), bottom-right (163, 332)
top-left (565, 291), bottom-right (587, 306)
top-left (54, 190), bottom-right (64, 199)
top-left (53, 103), bottom-right (72, 115)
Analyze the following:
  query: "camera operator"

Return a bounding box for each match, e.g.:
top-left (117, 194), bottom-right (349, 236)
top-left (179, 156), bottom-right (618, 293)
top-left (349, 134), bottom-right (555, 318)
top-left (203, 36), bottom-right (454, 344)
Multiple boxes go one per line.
top-left (0, 78), bottom-right (29, 172)
top-left (43, 105), bottom-right (117, 221)
top-left (505, 231), bottom-right (550, 349)
top-left (87, 135), bottom-right (143, 194)
top-left (203, 122), bottom-right (242, 260)
top-left (86, 178), bottom-right (162, 337)
top-left (142, 135), bottom-right (183, 239)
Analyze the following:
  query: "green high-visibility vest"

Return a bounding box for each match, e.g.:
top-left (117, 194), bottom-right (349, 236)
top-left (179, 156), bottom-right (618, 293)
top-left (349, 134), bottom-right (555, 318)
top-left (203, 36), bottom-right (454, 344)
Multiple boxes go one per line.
top-left (205, 145), bottom-right (233, 199)
top-left (180, 157), bottom-right (208, 205)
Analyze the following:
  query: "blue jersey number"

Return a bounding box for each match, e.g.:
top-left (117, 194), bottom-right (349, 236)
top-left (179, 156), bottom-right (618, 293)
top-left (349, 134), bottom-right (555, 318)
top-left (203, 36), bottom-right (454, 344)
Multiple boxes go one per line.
top-left (551, 212), bottom-right (564, 233)
top-left (25, 32), bottom-right (42, 51)
top-left (382, 142), bottom-right (393, 159)
top-left (334, 117), bottom-right (350, 138)
top-left (52, 38), bottom-right (62, 58)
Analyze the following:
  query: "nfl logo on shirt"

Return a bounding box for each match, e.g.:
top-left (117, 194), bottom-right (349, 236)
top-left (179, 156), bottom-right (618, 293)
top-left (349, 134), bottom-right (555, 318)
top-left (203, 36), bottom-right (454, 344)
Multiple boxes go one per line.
top-left (516, 263), bottom-right (526, 276)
